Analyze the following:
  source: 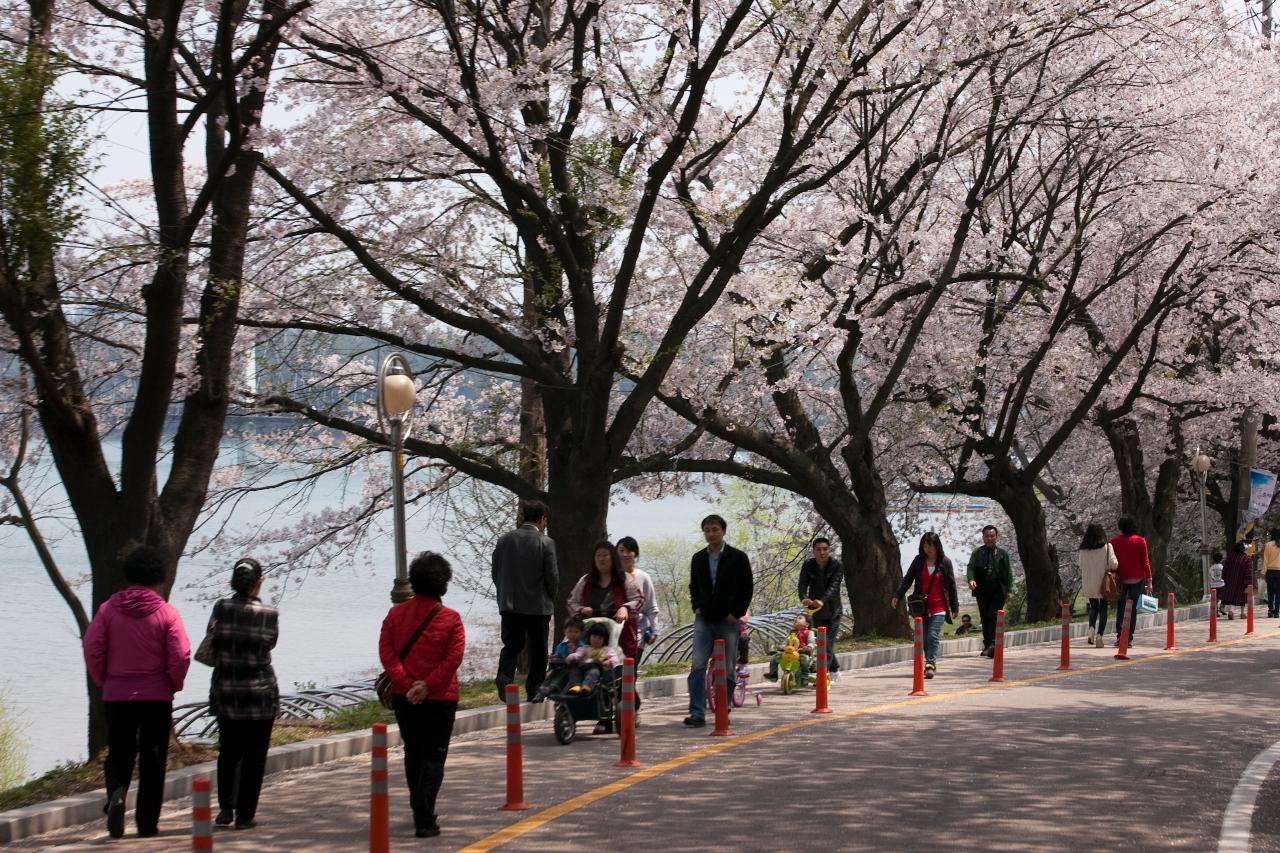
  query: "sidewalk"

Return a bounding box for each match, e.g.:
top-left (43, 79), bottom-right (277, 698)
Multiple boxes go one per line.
top-left (5, 608), bottom-right (1251, 851)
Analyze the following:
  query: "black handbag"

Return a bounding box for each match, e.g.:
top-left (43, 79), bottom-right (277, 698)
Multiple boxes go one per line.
top-left (375, 604), bottom-right (442, 709)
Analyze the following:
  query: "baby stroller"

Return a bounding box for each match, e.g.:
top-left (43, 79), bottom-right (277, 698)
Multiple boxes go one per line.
top-left (550, 617), bottom-right (625, 745)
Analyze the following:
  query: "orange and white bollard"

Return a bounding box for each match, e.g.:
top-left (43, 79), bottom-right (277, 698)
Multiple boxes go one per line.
top-left (909, 617), bottom-right (927, 696)
top-left (1057, 602), bottom-right (1071, 671)
top-left (989, 609), bottom-right (1006, 682)
top-left (192, 777), bottom-right (213, 851)
top-left (1210, 588), bottom-right (1218, 642)
top-left (1115, 599), bottom-right (1134, 661)
top-left (1165, 592), bottom-right (1177, 650)
top-left (711, 639), bottom-right (733, 736)
top-left (617, 657), bottom-right (641, 767)
top-left (500, 685), bottom-right (530, 810)
top-left (1247, 584), bottom-right (1255, 635)
top-left (812, 626), bottom-right (832, 714)
top-left (370, 723), bottom-right (389, 853)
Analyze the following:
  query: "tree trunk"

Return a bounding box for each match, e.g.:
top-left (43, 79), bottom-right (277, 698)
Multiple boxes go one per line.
top-left (840, 434), bottom-right (910, 638)
top-left (994, 480), bottom-right (1062, 622)
top-left (1101, 414), bottom-right (1182, 591)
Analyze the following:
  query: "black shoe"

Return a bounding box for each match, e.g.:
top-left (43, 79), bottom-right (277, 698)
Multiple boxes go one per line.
top-left (682, 715), bottom-right (706, 727)
top-left (215, 810), bottom-right (234, 827)
top-left (234, 819), bottom-right (256, 830)
top-left (416, 825), bottom-right (441, 838)
top-left (984, 647), bottom-right (996, 659)
top-left (136, 828), bottom-right (159, 838)
top-left (529, 693), bottom-right (545, 704)
top-left (105, 787), bottom-right (126, 839)
top-left (592, 721), bottom-right (610, 735)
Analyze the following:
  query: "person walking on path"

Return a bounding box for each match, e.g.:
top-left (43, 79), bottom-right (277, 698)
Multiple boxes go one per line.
top-left (1077, 524), bottom-right (1118, 648)
top-left (797, 536), bottom-right (845, 676)
top-left (566, 541), bottom-right (644, 660)
top-left (203, 558), bottom-right (279, 830)
top-left (685, 514), bottom-right (754, 727)
top-left (379, 552), bottom-right (465, 840)
top-left (892, 532), bottom-right (960, 678)
top-left (492, 500), bottom-right (557, 701)
top-left (1220, 540), bottom-right (1253, 621)
top-left (616, 536), bottom-right (660, 651)
top-left (966, 525), bottom-right (1014, 659)
top-left (1109, 516), bottom-right (1153, 643)
top-left (82, 545), bottom-right (191, 839)
top-left (1262, 529), bottom-right (1280, 617)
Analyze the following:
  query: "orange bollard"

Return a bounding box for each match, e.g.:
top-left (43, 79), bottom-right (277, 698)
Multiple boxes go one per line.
top-left (910, 617), bottom-right (927, 696)
top-left (1247, 584), bottom-right (1255, 635)
top-left (192, 777), bottom-right (213, 852)
top-left (1210, 588), bottom-right (1218, 642)
top-left (989, 609), bottom-right (1006, 682)
top-left (617, 657), bottom-right (641, 767)
top-left (710, 639), bottom-right (733, 736)
top-left (1165, 592), bottom-right (1177, 650)
top-left (812, 626), bottom-right (832, 714)
top-left (1057, 602), bottom-right (1071, 671)
top-left (369, 724), bottom-right (389, 853)
top-left (1115, 599), bottom-right (1134, 660)
top-left (500, 685), bottom-right (530, 810)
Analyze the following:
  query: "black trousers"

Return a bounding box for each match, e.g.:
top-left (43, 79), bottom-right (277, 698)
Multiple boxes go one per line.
top-left (496, 612), bottom-right (551, 700)
top-left (810, 614), bottom-right (841, 672)
top-left (1267, 571), bottom-right (1280, 616)
top-left (393, 697), bottom-right (458, 832)
top-left (216, 717), bottom-right (274, 821)
top-left (976, 591), bottom-right (1003, 650)
top-left (104, 701), bottom-right (172, 835)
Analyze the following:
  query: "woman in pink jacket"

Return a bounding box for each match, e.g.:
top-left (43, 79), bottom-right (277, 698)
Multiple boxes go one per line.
top-left (82, 545), bottom-right (191, 839)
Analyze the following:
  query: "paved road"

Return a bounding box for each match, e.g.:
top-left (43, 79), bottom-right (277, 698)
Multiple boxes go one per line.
top-left (13, 616), bottom-right (1280, 852)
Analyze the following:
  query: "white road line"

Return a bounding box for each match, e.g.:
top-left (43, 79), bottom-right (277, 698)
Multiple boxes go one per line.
top-left (1220, 739), bottom-right (1280, 852)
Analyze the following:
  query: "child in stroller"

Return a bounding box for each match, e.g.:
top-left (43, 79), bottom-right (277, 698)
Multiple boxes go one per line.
top-left (765, 613), bottom-right (815, 689)
top-left (531, 616), bottom-right (585, 703)
top-left (566, 622), bottom-right (618, 694)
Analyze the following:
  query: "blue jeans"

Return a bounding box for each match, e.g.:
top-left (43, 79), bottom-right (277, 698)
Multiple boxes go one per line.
top-left (924, 614), bottom-right (946, 664)
top-left (687, 614), bottom-right (740, 718)
top-left (1087, 598), bottom-right (1109, 634)
top-left (1116, 582), bottom-right (1143, 640)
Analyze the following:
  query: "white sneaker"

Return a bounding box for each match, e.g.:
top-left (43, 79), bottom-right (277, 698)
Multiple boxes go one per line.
top-left (1087, 629), bottom-right (1096, 645)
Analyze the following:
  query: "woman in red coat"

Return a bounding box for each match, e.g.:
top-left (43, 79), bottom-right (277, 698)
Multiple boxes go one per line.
top-left (378, 552), bottom-right (465, 839)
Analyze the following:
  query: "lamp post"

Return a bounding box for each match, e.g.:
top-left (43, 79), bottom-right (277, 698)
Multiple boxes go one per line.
top-left (1193, 449), bottom-right (1212, 601)
top-left (377, 353), bottom-right (417, 604)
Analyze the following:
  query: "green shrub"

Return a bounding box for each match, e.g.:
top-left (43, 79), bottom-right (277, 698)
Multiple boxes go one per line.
top-left (0, 692), bottom-right (26, 791)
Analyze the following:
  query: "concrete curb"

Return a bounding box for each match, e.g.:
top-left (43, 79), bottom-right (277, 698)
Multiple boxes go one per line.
top-left (0, 602), bottom-right (1214, 843)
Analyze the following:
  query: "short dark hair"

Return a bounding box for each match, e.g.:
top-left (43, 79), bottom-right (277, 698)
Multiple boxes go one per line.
top-left (586, 621), bottom-right (611, 643)
top-left (982, 525), bottom-right (998, 535)
top-left (1233, 540), bottom-right (1248, 555)
top-left (812, 536), bottom-right (831, 548)
top-left (1212, 549), bottom-right (1224, 562)
top-left (230, 557), bottom-right (263, 595)
top-left (564, 616), bottom-right (585, 632)
top-left (1271, 527), bottom-right (1280, 544)
top-left (122, 545), bottom-right (167, 587)
top-left (520, 500), bottom-right (547, 525)
top-left (1117, 515), bottom-right (1137, 535)
top-left (409, 551), bottom-right (451, 598)
top-left (961, 613), bottom-right (972, 621)
top-left (701, 514), bottom-right (727, 532)
top-left (616, 536), bottom-right (639, 556)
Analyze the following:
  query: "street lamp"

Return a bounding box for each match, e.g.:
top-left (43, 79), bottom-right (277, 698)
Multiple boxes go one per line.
top-left (1193, 449), bottom-right (1212, 600)
top-left (377, 353), bottom-right (417, 604)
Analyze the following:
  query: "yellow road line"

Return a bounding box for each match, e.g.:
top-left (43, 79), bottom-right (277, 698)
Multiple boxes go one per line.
top-left (458, 628), bottom-right (1280, 852)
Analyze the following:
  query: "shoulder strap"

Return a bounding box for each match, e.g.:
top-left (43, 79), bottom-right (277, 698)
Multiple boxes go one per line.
top-left (398, 604), bottom-right (443, 662)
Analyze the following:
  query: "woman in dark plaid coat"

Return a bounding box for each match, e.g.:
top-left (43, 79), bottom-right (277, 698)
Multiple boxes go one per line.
top-left (205, 558), bottom-right (279, 830)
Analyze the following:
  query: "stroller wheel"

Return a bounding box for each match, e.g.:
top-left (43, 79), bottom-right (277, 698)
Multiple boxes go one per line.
top-left (553, 702), bottom-right (575, 745)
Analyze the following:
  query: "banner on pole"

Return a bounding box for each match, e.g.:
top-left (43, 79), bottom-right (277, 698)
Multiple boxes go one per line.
top-left (1245, 468), bottom-right (1278, 523)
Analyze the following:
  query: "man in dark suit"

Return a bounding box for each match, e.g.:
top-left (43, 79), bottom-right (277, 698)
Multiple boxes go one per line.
top-left (685, 514), bottom-right (754, 727)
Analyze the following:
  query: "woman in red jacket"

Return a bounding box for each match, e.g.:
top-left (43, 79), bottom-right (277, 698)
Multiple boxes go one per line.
top-left (378, 552), bottom-right (465, 839)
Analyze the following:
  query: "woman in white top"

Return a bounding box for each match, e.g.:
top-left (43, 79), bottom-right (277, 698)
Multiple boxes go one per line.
top-left (616, 537), bottom-right (660, 649)
top-left (1078, 523), bottom-right (1118, 648)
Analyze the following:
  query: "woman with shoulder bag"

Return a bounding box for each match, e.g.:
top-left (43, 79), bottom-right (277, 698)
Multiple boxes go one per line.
top-left (1078, 524), bottom-right (1118, 649)
top-left (201, 558), bottom-right (279, 830)
top-left (890, 532), bottom-right (960, 679)
top-left (378, 552), bottom-right (465, 839)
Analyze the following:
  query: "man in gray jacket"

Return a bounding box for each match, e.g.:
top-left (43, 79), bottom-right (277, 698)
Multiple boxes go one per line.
top-left (492, 500), bottom-right (558, 701)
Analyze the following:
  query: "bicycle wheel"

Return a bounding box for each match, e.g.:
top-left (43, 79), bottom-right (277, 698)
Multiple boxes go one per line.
top-left (733, 678), bottom-right (747, 708)
top-left (780, 669), bottom-right (794, 695)
top-left (705, 666), bottom-right (717, 712)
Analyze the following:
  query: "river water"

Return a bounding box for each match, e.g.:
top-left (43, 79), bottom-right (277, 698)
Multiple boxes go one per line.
top-left (0, 444), bottom-right (987, 780)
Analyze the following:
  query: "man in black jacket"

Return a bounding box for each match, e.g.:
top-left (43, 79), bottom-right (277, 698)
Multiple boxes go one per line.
top-left (491, 500), bottom-right (558, 701)
top-left (685, 514), bottom-right (754, 727)
top-left (798, 537), bottom-right (844, 676)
